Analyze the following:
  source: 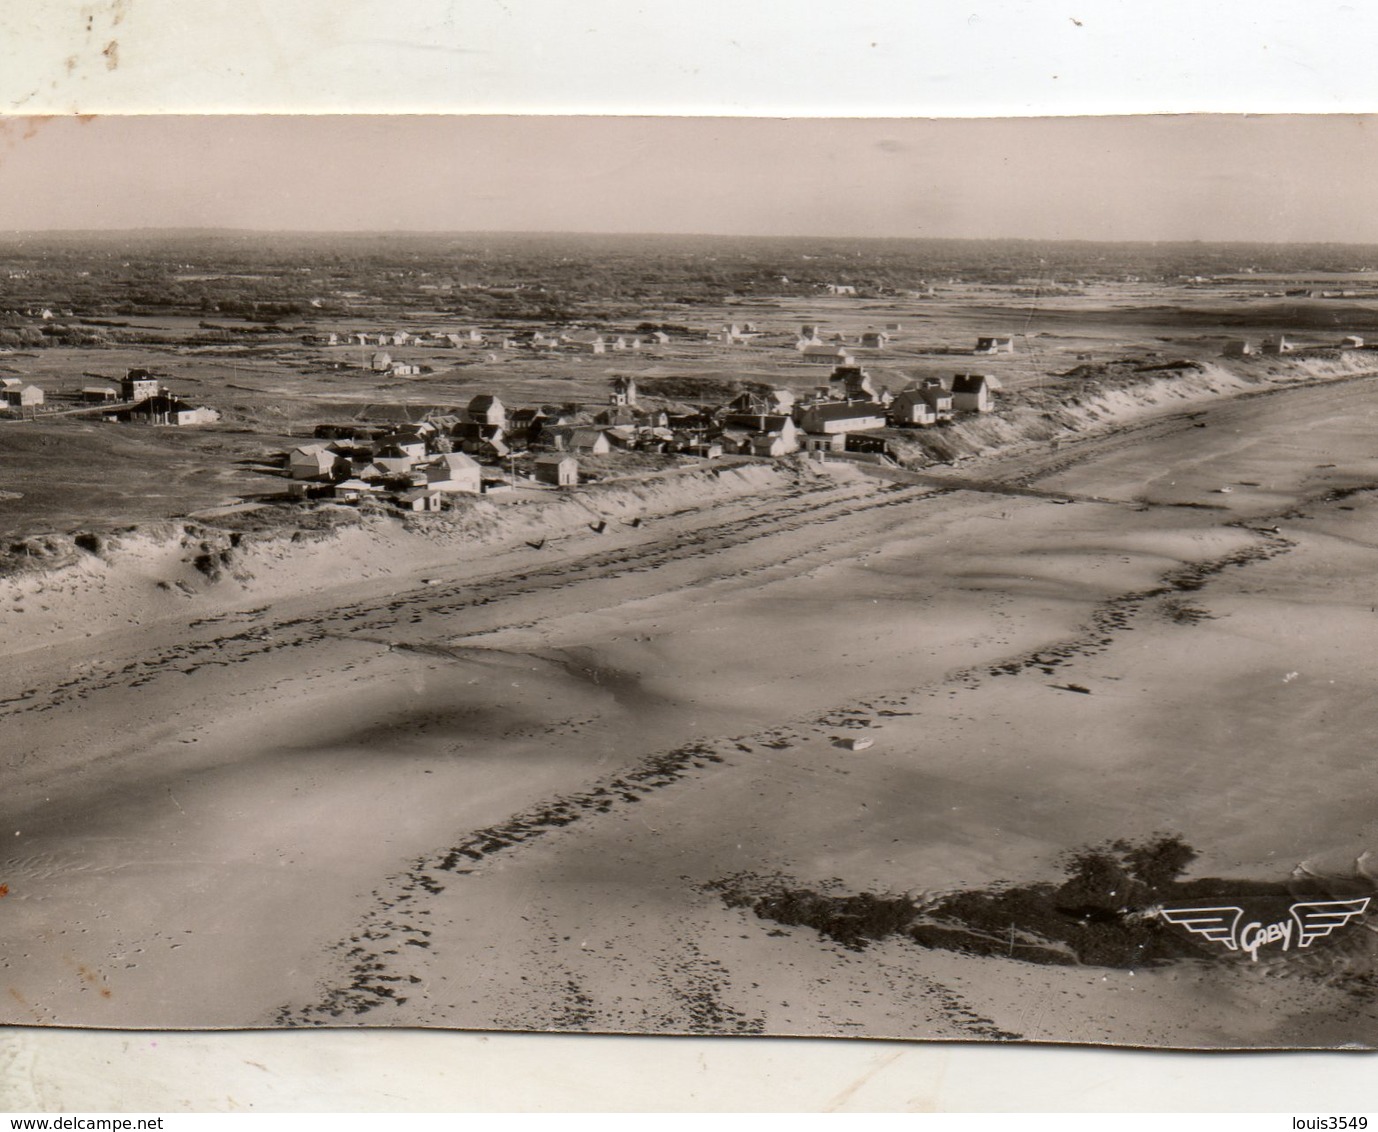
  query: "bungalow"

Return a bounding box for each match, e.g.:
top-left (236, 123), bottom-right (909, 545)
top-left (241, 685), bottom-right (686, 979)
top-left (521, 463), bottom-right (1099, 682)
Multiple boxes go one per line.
top-left (649, 330), bottom-right (671, 346)
top-left (859, 332), bottom-right (889, 349)
top-left (1342, 335), bottom-right (1365, 348)
top-left (563, 330), bottom-right (606, 354)
top-left (1222, 339), bottom-right (1255, 357)
top-left (795, 401), bottom-right (888, 434)
top-left (397, 487), bottom-right (445, 512)
top-left (387, 361), bottom-right (422, 377)
top-left (371, 351), bottom-right (394, 372)
top-left (172, 403), bottom-right (221, 426)
top-left (1261, 335), bottom-right (1293, 355)
top-left (802, 345), bottom-right (856, 366)
top-left (425, 452), bottom-right (483, 494)
top-left (684, 441), bottom-right (723, 459)
top-left (467, 394), bottom-right (507, 429)
top-left (800, 432), bottom-right (847, 455)
top-left (534, 453), bottom-right (579, 486)
top-left (887, 390), bottom-right (938, 427)
top-left (80, 386), bottom-right (119, 402)
top-left (332, 478), bottom-right (378, 503)
top-left (884, 322), bottom-right (903, 332)
top-left (636, 407), bottom-right (670, 429)
top-left (951, 373), bottom-right (997, 413)
top-left (287, 444), bottom-right (342, 481)
top-left (611, 335), bottom-right (641, 351)
top-left (974, 335), bottom-right (1015, 354)
top-left (389, 331), bottom-right (412, 347)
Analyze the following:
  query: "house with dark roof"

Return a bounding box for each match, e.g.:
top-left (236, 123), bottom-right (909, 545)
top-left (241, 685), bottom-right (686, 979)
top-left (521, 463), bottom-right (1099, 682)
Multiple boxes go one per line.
top-left (534, 454), bottom-right (579, 486)
top-left (467, 394), bottom-right (507, 428)
top-left (917, 378), bottom-right (954, 421)
top-left (951, 373), bottom-right (997, 413)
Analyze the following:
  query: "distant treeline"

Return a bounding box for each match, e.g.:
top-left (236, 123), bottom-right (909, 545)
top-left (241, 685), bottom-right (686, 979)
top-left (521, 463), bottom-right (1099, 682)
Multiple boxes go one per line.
top-left (4, 233), bottom-right (1378, 321)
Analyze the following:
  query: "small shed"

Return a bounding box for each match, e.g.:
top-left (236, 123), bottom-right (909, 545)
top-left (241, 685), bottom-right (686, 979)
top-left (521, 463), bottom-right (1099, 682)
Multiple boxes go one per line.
top-left (398, 488), bottom-right (445, 512)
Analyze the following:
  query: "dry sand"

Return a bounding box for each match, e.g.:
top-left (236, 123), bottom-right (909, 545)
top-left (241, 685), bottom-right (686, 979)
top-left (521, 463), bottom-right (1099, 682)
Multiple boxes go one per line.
top-left (3, 370), bottom-right (1378, 1046)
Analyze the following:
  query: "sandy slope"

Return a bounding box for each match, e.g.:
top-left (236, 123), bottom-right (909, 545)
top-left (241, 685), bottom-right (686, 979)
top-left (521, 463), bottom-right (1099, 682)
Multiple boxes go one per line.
top-left (3, 371), bottom-right (1378, 1046)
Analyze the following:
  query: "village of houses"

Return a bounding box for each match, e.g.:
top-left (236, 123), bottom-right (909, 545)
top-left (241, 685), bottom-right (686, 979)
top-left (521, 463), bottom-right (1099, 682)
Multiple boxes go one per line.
top-left (276, 343), bottom-right (1000, 513)
top-left (1, 318), bottom-right (1008, 517)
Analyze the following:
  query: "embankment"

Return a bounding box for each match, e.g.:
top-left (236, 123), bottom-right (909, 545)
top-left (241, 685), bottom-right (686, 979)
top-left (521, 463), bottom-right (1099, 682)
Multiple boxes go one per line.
top-left (888, 351), bottom-right (1378, 466)
top-left (0, 461), bottom-right (842, 654)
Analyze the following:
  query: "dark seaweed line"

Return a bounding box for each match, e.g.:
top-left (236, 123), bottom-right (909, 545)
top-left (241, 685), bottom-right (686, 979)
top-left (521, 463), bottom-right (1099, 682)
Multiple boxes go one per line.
top-left (977, 530), bottom-right (1296, 684)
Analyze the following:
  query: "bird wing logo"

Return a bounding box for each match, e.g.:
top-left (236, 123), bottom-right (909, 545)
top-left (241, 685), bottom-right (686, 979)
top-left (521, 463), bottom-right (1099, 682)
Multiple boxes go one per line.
top-left (1158, 897), bottom-right (1371, 960)
top-left (1290, 897), bottom-right (1371, 948)
top-left (1158, 905), bottom-right (1243, 950)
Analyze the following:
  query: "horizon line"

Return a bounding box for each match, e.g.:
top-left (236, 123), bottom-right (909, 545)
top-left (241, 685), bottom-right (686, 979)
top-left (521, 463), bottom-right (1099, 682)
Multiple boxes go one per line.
top-left (4, 228), bottom-right (1378, 248)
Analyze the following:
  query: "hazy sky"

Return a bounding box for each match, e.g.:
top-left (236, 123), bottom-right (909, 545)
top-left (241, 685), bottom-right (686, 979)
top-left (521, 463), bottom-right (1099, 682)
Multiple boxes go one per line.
top-left (1, 115), bottom-right (1374, 242)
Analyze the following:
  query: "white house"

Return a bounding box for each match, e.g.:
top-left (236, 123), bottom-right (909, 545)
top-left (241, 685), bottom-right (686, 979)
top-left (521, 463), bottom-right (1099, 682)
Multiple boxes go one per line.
top-left (287, 444), bottom-right (341, 481)
top-left (796, 401), bottom-right (887, 434)
top-left (425, 452), bottom-right (483, 494)
top-left (888, 390), bottom-right (938, 427)
top-left (801, 345), bottom-right (856, 366)
top-left (974, 335), bottom-right (1015, 354)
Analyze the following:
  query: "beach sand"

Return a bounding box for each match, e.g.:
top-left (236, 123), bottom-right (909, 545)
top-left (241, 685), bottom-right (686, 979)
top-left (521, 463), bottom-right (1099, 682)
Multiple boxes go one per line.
top-left (3, 376), bottom-right (1377, 1046)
